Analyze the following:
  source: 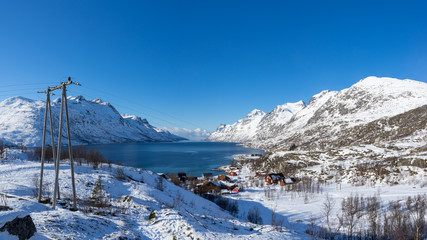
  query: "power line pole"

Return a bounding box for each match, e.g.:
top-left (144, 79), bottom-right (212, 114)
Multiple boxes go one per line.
top-left (37, 88), bottom-right (59, 202)
top-left (38, 77), bottom-right (80, 211)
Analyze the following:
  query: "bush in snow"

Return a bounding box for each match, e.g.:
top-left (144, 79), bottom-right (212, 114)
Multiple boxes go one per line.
top-left (247, 206), bottom-right (263, 225)
top-left (149, 210), bottom-right (156, 220)
top-left (114, 167), bottom-right (126, 181)
top-left (90, 176), bottom-right (108, 208)
top-left (155, 175), bottom-right (164, 191)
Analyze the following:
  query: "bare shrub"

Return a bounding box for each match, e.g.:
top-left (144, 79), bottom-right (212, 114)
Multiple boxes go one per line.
top-left (172, 191), bottom-right (183, 209)
top-left (215, 197), bottom-right (239, 216)
top-left (32, 173), bottom-right (51, 200)
top-left (85, 149), bottom-right (106, 169)
top-left (115, 167), bottom-right (126, 181)
top-left (247, 206), bottom-right (263, 224)
top-left (271, 209), bottom-right (284, 231)
top-left (0, 140), bottom-right (3, 158)
top-left (155, 176), bottom-right (164, 191)
top-left (169, 173), bottom-right (181, 186)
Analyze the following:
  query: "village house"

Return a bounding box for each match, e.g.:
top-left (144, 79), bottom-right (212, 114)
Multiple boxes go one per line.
top-left (177, 172), bottom-right (187, 182)
top-left (265, 173), bottom-right (285, 185)
top-left (279, 177), bottom-right (295, 186)
top-left (217, 174), bottom-right (231, 182)
top-left (196, 180), bottom-right (221, 194)
top-left (229, 172), bottom-right (237, 177)
top-left (201, 173), bottom-right (213, 180)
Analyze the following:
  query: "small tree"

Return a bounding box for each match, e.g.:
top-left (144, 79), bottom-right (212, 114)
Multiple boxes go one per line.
top-left (289, 144), bottom-right (297, 151)
top-left (90, 176), bottom-right (107, 208)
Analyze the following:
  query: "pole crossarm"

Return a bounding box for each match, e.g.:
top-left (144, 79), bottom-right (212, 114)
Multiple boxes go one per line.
top-left (48, 77), bottom-right (81, 92)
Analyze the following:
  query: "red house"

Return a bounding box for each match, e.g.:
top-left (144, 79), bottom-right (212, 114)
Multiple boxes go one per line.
top-left (217, 174), bottom-right (231, 182)
top-left (265, 173), bottom-right (285, 185)
top-left (229, 172), bottom-right (237, 176)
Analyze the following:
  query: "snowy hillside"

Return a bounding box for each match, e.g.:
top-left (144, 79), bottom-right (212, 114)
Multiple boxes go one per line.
top-left (0, 96), bottom-right (185, 147)
top-left (207, 101), bottom-right (305, 143)
top-left (208, 109), bottom-right (266, 142)
top-left (1, 145), bottom-right (426, 239)
top-left (209, 77), bottom-right (427, 152)
top-left (0, 150), bottom-right (299, 239)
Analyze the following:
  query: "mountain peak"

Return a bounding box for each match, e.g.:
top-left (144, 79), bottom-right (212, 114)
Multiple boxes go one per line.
top-left (1, 96), bottom-right (34, 105)
top-left (274, 101), bottom-right (305, 113)
top-left (354, 76), bottom-right (417, 87)
top-left (246, 109), bottom-right (265, 118)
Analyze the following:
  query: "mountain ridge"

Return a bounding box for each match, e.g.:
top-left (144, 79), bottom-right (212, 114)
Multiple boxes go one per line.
top-left (0, 95), bottom-right (186, 147)
top-left (208, 76), bottom-right (427, 152)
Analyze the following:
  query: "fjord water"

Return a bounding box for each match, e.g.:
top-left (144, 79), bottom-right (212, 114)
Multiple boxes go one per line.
top-left (86, 141), bottom-right (264, 176)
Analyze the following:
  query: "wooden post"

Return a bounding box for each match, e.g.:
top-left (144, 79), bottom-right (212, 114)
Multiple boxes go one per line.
top-left (38, 90), bottom-right (49, 202)
top-left (63, 85), bottom-right (77, 210)
top-left (48, 92), bottom-right (60, 200)
top-left (52, 90), bottom-right (65, 209)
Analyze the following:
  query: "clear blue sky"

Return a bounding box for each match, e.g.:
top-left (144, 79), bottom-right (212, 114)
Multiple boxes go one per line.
top-left (0, 0), bottom-right (426, 132)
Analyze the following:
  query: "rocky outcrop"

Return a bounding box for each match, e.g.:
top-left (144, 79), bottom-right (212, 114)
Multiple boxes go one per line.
top-left (0, 215), bottom-right (36, 240)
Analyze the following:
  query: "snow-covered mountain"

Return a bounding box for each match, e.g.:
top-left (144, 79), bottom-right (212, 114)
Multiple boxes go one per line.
top-left (209, 77), bottom-right (427, 151)
top-left (207, 102), bottom-right (305, 143)
top-left (208, 109), bottom-right (266, 142)
top-left (0, 96), bottom-right (185, 147)
top-left (160, 127), bottom-right (211, 141)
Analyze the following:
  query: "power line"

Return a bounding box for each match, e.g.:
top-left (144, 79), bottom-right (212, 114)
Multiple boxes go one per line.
top-left (67, 90), bottom-right (183, 128)
top-left (0, 91), bottom-right (42, 97)
top-left (82, 85), bottom-right (204, 129)
top-left (0, 82), bottom-right (58, 88)
top-left (0, 87), bottom-right (46, 93)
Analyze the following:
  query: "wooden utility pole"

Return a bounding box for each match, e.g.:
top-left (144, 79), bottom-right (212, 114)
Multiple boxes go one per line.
top-left (39, 77), bottom-right (80, 210)
top-left (37, 88), bottom-right (59, 202)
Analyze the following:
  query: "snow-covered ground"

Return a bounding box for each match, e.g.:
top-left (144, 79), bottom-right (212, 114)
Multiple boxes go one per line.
top-left (0, 149), bottom-right (299, 239)
top-left (1, 146), bottom-right (425, 239)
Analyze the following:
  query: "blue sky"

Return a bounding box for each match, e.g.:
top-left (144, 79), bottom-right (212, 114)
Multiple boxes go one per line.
top-left (0, 1), bottom-right (426, 132)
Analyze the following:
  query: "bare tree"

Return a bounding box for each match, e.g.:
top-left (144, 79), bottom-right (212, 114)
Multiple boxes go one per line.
top-left (323, 194), bottom-right (341, 239)
top-left (341, 194), bottom-right (360, 239)
top-left (365, 195), bottom-right (380, 239)
top-left (407, 194), bottom-right (426, 240)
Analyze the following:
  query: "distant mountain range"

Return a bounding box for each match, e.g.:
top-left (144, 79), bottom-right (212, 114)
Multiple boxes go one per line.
top-left (0, 95), bottom-right (185, 147)
top-left (208, 76), bottom-right (427, 152)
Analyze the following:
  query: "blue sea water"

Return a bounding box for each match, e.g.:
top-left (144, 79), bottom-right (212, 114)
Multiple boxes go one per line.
top-left (86, 141), bottom-right (264, 177)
